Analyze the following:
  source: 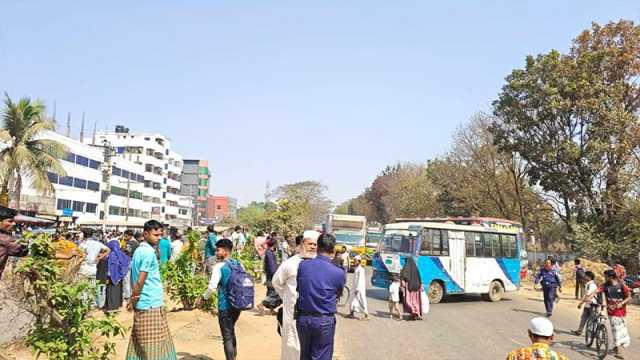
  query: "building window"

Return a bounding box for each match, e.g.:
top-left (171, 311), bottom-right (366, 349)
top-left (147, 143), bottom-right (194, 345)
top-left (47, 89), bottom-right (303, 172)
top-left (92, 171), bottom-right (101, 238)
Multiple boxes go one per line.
top-left (112, 166), bottom-right (122, 176)
top-left (72, 201), bottom-right (85, 212)
top-left (75, 155), bottom-right (89, 167)
top-left (109, 206), bottom-right (119, 215)
top-left (217, 205), bottom-right (222, 210)
top-left (47, 172), bottom-right (59, 184)
top-left (73, 178), bottom-right (87, 189)
top-left (89, 159), bottom-right (101, 169)
top-left (121, 169), bottom-right (130, 179)
top-left (87, 181), bottom-right (100, 191)
top-left (57, 199), bottom-right (71, 210)
top-left (117, 147), bottom-right (125, 154)
top-left (65, 152), bottom-right (75, 162)
top-left (85, 203), bottom-right (97, 214)
top-left (60, 176), bottom-right (74, 186)
top-left (144, 137), bottom-right (150, 141)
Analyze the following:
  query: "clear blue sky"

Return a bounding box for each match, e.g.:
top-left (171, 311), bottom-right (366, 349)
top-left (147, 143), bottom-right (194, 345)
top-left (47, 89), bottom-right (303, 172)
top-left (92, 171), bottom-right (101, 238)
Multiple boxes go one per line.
top-left (1, 1), bottom-right (638, 206)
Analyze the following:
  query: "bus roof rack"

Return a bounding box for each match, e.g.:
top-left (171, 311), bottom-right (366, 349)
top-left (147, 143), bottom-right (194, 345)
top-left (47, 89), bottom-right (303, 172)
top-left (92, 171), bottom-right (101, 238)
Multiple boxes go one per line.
top-left (393, 217), bottom-right (522, 227)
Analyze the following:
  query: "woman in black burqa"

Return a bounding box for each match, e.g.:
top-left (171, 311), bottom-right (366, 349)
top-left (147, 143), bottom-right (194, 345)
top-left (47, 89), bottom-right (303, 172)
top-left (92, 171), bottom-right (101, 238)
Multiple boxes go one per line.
top-left (400, 257), bottom-right (424, 320)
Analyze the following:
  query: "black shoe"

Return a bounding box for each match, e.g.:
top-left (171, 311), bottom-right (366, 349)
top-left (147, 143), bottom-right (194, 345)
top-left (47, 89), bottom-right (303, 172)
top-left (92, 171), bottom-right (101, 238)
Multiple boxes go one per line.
top-left (571, 330), bottom-right (581, 336)
top-left (546, 313), bottom-right (552, 317)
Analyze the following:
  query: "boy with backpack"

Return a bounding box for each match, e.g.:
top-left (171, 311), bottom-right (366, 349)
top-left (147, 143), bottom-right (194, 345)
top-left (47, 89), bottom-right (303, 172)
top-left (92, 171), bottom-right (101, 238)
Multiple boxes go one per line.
top-left (197, 238), bottom-right (254, 360)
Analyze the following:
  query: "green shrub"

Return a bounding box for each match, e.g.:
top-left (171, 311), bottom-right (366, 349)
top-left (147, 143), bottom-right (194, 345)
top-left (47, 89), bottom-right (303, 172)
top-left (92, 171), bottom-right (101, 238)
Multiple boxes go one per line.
top-left (15, 233), bottom-right (125, 360)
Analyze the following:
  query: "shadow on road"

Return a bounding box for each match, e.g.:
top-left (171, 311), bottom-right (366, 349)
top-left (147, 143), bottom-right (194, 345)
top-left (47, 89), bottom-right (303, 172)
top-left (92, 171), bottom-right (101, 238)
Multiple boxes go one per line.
top-left (512, 308), bottom-right (547, 316)
top-left (367, 288), bottom-right (388, 301)
top-left (553, 340), bottom-right (600, 359)
top-left (177, 352), bottom-right (215, 360)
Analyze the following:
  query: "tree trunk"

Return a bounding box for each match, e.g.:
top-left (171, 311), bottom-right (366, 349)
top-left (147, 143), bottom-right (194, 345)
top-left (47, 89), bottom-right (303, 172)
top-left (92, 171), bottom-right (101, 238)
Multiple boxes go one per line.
top-left (14, 175), bottom-right (21, 211)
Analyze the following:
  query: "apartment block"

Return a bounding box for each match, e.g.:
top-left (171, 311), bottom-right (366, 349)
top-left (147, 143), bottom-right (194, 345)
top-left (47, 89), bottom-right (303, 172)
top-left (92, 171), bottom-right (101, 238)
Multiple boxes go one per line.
top-left (180, 159), bottom-right (210, 225)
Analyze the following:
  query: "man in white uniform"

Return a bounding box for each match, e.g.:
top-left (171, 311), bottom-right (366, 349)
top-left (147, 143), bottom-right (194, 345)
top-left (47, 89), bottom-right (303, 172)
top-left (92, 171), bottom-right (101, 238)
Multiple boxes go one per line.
top-left (272, 230), bottom-right (319, 360)
top-left (348, 255), bottom-right (369, 320)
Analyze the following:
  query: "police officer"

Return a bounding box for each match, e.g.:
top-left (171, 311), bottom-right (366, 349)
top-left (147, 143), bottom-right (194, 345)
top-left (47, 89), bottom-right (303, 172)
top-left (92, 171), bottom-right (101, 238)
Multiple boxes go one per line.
top-left (296, 233), bottom-right (345, 360)
top-left (535, 259), bottom-right (562, 317)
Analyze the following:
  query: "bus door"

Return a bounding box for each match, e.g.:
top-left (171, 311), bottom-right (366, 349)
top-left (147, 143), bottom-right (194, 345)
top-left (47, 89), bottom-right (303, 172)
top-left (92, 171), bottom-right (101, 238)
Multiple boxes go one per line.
top-left (447, 231), bottom-right (466, 290)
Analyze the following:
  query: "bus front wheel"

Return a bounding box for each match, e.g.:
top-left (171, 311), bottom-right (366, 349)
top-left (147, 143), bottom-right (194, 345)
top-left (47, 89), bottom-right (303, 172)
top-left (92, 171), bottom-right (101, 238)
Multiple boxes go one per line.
top-left (483, 281), bottom-right (504, 302)
top-left (428, 281), bottom-right (444, 304)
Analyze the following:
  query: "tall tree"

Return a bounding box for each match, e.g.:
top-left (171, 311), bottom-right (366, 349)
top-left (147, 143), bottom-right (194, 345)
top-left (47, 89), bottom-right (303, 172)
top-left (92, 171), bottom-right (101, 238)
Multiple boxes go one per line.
top-left (270, 180), bottom-right (333, 226)
top-left (492, 20), bottom-right (640, 236)
top-left (0, 95), bottom-right (66, 208)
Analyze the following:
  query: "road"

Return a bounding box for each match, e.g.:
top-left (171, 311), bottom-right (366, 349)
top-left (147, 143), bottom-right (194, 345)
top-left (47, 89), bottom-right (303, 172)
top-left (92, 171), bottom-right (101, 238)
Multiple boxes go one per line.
top-left (335, 269), bottom-right (639, 360)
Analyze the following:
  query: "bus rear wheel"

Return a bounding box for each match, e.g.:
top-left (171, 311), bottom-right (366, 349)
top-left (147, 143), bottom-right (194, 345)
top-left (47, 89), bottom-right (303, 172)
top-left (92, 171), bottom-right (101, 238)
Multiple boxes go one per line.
top-left (483, 281), bottom-right (504, 302)
top-left (428, 281), bottom-right (444, 304)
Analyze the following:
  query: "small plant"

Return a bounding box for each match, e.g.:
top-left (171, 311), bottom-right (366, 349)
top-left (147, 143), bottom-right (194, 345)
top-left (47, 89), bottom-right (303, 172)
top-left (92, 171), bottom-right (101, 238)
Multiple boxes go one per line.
top-left (232, 244), bottom-right (262, 280)
top-left (162, 230), bottom-right (216, 311)
top-left (14, 233), bottom-right (125, 360)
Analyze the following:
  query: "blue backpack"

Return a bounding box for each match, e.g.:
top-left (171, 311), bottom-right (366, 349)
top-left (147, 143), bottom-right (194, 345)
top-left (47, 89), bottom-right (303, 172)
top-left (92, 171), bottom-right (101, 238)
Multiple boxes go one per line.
top-left (226, 260), bottom-right (255, 310)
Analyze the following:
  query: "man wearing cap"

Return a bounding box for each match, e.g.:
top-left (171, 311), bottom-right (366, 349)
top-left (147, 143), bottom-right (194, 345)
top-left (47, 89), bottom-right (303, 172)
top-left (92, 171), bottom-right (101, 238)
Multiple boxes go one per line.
top-left (296, 233), bottom-right (345, 360)
top-left (196, 238), bottom-right (243, 360)
top-left (272, 230), bottom-right (319, 360)
top-left (348, 255), bottom-right (369, 320)
top-left (506, 317), bottom-right (568, 360)
top-left (0, 206), bottom-right (28, 280)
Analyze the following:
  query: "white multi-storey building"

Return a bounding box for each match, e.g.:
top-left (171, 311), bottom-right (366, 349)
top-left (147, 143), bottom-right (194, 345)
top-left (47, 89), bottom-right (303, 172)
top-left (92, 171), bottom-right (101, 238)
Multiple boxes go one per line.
top-left (93, 127), bottom-right (191, 227)
top-left (19, 131), bottom-right (103, 223)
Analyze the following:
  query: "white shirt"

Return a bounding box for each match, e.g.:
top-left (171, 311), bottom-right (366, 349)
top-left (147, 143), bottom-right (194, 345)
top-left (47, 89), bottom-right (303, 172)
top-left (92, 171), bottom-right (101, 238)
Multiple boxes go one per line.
top-left (203, 261), bottom-right (225, 300)
top-left (389, 281), bottom-right (400, 302)
top-left (79, 239), bottom-right (108, 277)
top-left (272, 255), bottom-right (304, 360)
top-left (585, 280), bottom-right (598, 307)
top-left (170, 240), bottom-right (183, 260)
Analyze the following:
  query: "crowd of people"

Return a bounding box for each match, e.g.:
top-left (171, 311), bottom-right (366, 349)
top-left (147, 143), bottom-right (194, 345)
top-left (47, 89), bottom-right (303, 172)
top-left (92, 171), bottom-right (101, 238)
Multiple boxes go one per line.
top-left (531, 256), bottom-right (633, 359)
top-left (0, 203), bottom-right (637, 360)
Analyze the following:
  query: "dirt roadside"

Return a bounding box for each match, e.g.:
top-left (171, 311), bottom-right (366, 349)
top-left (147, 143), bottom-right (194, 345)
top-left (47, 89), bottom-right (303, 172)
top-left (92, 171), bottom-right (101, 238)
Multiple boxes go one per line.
top-left (2, 284), bottom-right (287, 360)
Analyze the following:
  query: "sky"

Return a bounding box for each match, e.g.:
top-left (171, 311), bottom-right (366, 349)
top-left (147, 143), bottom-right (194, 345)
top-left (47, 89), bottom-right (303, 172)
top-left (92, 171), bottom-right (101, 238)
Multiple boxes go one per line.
top-left (1, 1), bottom-right (638, 206)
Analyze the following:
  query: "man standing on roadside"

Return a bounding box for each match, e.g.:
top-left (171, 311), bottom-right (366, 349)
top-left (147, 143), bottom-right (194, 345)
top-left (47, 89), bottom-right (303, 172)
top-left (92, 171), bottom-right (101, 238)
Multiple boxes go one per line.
top-left (79, 228), bottom-right (110, 307)
top-left (272, 231), bottom-right (319, 360)
top-left (157, 228), bottom-right (172, 265)
top-left (506, 317), bottom-right (568, 360)
top-left (204, 225), bottom-right (217, 276)
top-left (126, 220), bottom-right (177, 360)
top-left (196, 238), bottom-right (242, 360)
top-left (296, 233), bottom-right (345, 360)
top-left (574, 259), bottom-right (586, 300)
top-left (348, 255), bottom-right (369, 320)
top-left (0, 206), bottom-right (28, 280)
top-left (231, 226), bottom-right (246, 252)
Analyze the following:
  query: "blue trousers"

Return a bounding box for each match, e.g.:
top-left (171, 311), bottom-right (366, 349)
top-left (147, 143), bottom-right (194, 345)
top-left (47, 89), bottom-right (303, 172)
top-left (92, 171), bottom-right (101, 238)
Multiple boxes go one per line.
top-left (542, 286), bottom-right (556, 315)
top-left (296, 314), bottom-right (336, 360)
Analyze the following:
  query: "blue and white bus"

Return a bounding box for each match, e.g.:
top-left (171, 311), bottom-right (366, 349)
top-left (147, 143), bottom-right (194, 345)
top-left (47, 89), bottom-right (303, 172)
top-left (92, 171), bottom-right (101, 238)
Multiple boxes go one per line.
top-left (371, 217), bottom-right (524, 303)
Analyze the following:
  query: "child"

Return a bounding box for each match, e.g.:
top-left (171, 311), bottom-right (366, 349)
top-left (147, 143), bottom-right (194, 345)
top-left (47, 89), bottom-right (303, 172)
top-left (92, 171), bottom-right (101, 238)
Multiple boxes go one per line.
top-left (388, 275), bottom-right (401, 320)
top-left (573, 271), bottom-right (598, 335)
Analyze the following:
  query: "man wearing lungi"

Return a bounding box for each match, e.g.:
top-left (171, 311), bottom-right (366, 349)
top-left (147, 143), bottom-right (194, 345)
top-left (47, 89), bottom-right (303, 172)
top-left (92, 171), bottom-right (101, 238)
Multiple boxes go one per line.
top-left (126, 220), bottom-right (177, 360)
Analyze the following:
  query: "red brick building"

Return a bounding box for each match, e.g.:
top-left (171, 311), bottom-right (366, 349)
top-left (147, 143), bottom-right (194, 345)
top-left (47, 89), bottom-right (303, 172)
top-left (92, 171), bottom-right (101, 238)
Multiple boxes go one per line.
top-left (206, 195), bottom-right (237, 222)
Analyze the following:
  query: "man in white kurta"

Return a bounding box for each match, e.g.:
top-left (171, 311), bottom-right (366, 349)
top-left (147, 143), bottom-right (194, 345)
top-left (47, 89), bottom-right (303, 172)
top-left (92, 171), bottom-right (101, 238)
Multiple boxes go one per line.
top-left (272, 230), bottom-right (319, 360)
top-left (349, 255), bottom-right (370, 320)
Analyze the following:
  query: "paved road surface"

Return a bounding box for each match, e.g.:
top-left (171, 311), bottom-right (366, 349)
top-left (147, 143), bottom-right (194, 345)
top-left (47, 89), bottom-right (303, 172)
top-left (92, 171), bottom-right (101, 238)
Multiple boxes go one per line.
top-left (335, 269), bottom-right (639, 360)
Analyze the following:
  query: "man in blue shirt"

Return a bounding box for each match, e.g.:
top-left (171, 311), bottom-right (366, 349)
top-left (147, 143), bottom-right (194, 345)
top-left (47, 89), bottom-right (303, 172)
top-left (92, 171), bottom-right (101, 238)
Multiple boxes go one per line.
top-left (296, 233), bottom-right (345, 360)
top-left (126, 220), bottom-right (177, 360)
top-left (535, 259), bottom-right (562, 317)
top-left (204, 225), bottom-right (218, 275)
top-left (197, 238), bottom-right (241, 360)
top-left (158, 226), bottom-right (172, 265)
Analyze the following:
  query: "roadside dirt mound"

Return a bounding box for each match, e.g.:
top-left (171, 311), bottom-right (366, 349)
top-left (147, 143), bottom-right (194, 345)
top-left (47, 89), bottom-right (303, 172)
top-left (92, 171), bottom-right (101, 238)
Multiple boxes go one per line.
top-left (559, 258), bottom-right (610, 287)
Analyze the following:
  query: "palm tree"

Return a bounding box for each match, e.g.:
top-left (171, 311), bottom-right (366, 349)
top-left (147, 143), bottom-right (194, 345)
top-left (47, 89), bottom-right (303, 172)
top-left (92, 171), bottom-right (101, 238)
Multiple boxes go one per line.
top-left (0, 94), bottom-right (67, 209)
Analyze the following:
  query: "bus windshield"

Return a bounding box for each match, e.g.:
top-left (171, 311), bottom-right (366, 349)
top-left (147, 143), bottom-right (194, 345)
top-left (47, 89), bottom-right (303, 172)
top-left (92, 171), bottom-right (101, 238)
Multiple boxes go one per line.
top-left (334, 230), bottom-right (364, 246)
top-left (378, 229), bottom-right (418, 254)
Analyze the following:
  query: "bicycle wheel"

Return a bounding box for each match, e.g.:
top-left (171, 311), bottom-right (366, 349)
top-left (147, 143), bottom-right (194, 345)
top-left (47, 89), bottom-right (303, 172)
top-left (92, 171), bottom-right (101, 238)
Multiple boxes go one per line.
top-left (338, 286), bottom-right (350, 307)
top-left (595, 323), bottom-right (608, 359)
top-left (585, 317), bottom-right (595, 347)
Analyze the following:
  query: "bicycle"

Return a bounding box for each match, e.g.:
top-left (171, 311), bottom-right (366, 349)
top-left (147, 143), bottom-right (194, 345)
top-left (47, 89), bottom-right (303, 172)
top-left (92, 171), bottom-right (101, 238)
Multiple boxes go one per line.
top-left (337, 285), bottom-right (351, 307)
top-left (584, 304), bottom-right (609, 359)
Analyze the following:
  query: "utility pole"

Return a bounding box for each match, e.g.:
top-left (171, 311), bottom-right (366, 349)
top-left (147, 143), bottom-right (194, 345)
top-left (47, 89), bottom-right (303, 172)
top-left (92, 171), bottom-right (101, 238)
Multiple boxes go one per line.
top-left (80, 111), bottom-right (85, 143)
top-left (124, 178), bottom-right (132, 224)
top-left (101, 139), bottom-right (114, 231)
top-left (66, 112), bottom-right (71, 138)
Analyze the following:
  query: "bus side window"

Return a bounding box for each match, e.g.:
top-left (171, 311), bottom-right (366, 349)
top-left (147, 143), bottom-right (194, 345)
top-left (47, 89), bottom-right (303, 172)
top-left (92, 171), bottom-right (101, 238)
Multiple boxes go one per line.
top-left (465, 232), bottom-right (482, 257)
top-left (441, 231), bottom-right (449, 256)
top-left (500, 234), bottom-right (516, 258)
top-left (484, 233), bottom-right (499, 257)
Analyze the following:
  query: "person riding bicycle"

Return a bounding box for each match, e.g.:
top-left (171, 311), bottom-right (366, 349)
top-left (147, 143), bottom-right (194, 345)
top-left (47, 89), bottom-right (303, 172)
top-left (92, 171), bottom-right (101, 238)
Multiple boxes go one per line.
top-left (584, 269), bottom-right (632, 359)
top-left (572, 271), bottom-right (598, 336)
